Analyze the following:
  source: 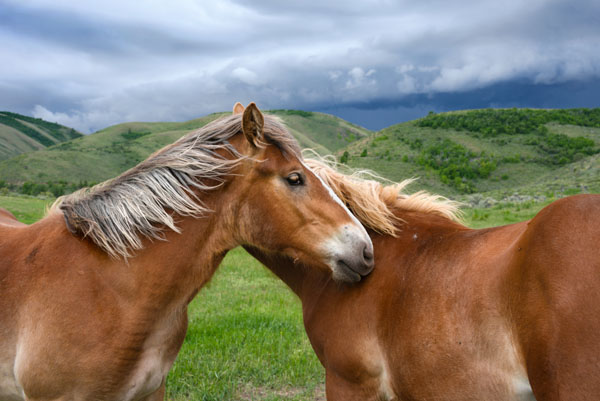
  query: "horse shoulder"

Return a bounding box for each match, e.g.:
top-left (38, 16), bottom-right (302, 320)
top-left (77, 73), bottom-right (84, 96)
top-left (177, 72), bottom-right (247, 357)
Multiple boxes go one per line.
top-left (372, 221), bottom-right (532, 400)
top-left (8, 211), bottom-right (197, 400)
top-left (1, 213), bottom-right (121, 398)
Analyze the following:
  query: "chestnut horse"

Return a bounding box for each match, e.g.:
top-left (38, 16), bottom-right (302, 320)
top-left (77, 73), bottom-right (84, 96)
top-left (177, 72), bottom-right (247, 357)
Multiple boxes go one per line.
top-left (246, 158), bottom-right (600, 401)
top-left (0, 104), bottom-right (373, 401)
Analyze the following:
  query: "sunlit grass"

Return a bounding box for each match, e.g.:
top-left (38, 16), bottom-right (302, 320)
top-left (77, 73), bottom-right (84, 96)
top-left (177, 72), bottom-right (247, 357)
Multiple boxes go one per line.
top-left (463, 199), bottom-right (554, 228)
top-left (0, 194), bottom-right (53, 224)
top-left (166, 248), bottom-right (324, 401)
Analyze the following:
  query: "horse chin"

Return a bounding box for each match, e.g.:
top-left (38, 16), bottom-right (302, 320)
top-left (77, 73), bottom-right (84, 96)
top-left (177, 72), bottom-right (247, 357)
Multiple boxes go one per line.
top-left (321, 224), bottom-right (375, 283)
top-left (331, 261), bottom-right (364, 283)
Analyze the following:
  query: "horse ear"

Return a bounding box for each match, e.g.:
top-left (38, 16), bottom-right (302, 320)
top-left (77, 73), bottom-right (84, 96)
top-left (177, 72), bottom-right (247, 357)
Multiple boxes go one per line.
top-left (242, 102), bottom-right (264, 148)
top-left (232, 102), bottom-right (245, 115)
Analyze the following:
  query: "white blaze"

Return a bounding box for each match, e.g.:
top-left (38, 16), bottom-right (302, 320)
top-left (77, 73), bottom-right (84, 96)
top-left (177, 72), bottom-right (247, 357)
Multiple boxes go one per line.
top-left (301, 161), bottom-right (369, 237)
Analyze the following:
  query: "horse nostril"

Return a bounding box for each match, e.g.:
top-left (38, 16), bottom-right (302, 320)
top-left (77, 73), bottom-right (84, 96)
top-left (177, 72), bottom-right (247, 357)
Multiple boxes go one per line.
top-left (362, 242), bottom-right (374, 272)
top-left (363, 245), bottom-right (373, 262)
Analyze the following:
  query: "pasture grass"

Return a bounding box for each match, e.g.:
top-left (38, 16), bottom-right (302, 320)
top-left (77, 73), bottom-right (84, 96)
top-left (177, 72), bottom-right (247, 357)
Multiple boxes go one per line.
top-left (463, 199), bottom-right (554, 228)
top-left (166, 248), bottom-right (324, 401)
top-left (0, 194), bottom-right (54, 224)
top-left (0, 195), bottom-right (563, 400)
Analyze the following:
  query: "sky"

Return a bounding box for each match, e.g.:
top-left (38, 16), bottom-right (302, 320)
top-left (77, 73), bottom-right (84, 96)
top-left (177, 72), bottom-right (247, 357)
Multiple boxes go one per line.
top-left (1, 0), bottom-right (599, 133)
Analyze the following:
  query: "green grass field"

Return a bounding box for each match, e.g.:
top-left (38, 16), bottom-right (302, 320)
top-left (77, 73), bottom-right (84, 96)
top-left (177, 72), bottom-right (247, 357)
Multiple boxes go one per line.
top-left (0, 195), bottom-right (554, 400)
top-left (0, 194), bottom-right (54, 224)
top-left (167, 248), bottom-right (324, 401)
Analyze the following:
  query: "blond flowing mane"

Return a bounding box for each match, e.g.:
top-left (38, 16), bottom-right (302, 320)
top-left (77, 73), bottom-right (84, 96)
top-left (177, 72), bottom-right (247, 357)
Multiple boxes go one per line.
top-left (304, 156), bottom-right (462, 236)
top-left (53, 114), bottom-right (300, 258)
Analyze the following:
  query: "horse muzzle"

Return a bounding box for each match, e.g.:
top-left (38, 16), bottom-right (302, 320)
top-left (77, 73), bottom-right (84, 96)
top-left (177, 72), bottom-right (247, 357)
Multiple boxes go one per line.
top-left (325, 224), bottom-right (374, 283)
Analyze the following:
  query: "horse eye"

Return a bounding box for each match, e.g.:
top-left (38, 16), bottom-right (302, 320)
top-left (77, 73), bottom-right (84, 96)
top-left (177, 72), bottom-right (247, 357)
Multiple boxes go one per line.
top-left (286, 173), bottom-right (304, 186)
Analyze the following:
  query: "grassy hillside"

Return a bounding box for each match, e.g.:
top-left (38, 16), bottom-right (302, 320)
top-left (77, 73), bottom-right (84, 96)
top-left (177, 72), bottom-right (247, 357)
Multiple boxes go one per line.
top-left (341, 108), bottom-right (600, 198)
top-left (1, 107), bottom-right (598, 201)
top-left (0, 111), bottom-right (369, 194)
top-left (268, 110), bottom-right (370, 153)
top-left (0, 111), bottom-right (82, 160)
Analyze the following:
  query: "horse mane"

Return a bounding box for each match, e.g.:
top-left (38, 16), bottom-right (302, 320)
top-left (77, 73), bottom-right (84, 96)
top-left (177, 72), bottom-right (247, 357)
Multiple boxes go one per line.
top-left (304, 156), bottom-right (462, 236)
top-left (52, 113), bottom-right (300, 258)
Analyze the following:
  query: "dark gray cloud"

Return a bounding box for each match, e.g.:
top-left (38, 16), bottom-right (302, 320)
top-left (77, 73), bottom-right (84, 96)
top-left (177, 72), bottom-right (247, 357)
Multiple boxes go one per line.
top-left (321, 78), bottom-right (600, 130)
top-left (0, 0), bottom-right (598, 132)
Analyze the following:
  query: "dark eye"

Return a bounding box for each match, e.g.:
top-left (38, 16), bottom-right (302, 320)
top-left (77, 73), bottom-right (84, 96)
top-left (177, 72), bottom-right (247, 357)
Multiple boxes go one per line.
top-left (286, 172), bottom-right (304, 186)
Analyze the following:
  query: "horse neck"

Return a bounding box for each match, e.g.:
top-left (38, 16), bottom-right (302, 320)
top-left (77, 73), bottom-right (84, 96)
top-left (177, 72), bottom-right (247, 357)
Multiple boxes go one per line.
top-left (135, 213), bottom-right (233, 296)
top-left (253, 211), bottom-right (468, 305)
top-left (244, 246), bottom-right (331, 305)
top-left (74, 192), bottom-right (239, 313)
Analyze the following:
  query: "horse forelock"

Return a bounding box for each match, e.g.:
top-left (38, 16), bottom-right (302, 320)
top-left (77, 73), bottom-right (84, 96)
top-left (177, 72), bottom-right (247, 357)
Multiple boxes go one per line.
top-left (303, 156), bottom-right (462, 235)
top-left (52, 113), bottom-right (301, 259)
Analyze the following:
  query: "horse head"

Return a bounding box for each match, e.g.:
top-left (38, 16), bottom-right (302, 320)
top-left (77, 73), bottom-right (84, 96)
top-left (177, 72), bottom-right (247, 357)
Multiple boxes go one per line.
top-left (228, 102), bottom-right (374, 282)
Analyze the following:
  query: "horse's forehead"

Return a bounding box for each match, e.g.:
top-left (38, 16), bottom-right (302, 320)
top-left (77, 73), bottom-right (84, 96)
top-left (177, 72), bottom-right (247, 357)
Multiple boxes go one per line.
top-left (301, 161), bottom-right (365, 228)
top-left (259, 143), bottom-right (302, 167)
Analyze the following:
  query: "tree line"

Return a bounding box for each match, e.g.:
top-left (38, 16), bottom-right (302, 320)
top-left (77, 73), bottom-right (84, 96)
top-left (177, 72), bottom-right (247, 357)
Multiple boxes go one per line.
top-left (0, 180), bottom-right (95, 197)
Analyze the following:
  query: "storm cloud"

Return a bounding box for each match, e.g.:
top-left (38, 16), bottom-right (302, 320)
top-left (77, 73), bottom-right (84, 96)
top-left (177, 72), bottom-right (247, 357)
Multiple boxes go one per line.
top-left (1, 0), bottom-right (599, 132)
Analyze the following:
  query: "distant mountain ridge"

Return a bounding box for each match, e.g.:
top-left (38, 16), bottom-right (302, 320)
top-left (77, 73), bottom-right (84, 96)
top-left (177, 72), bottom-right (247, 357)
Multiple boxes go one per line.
top-left (0, 111), bottom-right (83, 160)
top-left (0, 107), bottom-right (598, 200)
top-left (0, 110), bottom-right (370, 196)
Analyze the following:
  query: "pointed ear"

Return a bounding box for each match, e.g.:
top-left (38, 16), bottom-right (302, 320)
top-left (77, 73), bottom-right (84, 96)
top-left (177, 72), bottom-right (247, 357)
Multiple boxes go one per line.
top-left (242, 102), bottom-right (264, 147)
top-left (232, 102), bottom-right (245, 115)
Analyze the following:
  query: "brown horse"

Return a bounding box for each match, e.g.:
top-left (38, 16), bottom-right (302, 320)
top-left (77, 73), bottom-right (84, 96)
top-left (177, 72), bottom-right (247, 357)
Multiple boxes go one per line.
top-left (0, 104), bottom-right (373, 401)
top-left (246, 158), bottom-right (600, 401)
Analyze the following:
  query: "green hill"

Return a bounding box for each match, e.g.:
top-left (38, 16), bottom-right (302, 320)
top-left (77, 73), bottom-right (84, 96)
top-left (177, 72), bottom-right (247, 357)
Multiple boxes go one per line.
top-left (1, 107), bottom-right (599, 200)
top-left (0, 110), bottom-right (370, 195)
top-left (0, 111), bottom-right (83, 160)
top-left (268, 109), bottom-right (370, 153)
top-left (341, 108), bottom-right (600, 197)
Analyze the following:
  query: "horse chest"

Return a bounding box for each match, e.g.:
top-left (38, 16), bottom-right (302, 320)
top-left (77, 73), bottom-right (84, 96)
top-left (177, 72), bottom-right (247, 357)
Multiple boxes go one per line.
top-left (117, 311), bottom-right (187, 401)
top-left (119, 347), bottom-right (170, 401)
top-left (317, 315), bottom-right (535, 400)
top-left (393, 327), bottom-right (535, 401)
top-left (0, 327), bottom-right (24, 401)
top-left (320, 330), bottom-right (397, 400)
top-left (0, 360), bottom-right (23, 401)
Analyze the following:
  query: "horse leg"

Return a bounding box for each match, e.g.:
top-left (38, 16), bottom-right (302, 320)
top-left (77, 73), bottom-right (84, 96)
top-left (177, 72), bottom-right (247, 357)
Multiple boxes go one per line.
top-left (325, 370), bottom-right (390, 401)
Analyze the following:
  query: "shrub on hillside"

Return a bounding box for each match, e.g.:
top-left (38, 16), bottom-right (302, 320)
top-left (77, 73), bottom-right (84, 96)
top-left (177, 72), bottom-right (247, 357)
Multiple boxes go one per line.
top-left (416, 108), bottom-right (600, 167)
top-left (415, 139), bottom-right (497, 193)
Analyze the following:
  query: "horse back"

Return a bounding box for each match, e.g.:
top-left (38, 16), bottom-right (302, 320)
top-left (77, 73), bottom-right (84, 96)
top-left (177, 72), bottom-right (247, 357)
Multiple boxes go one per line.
top-left (0, 207), bottom-right (26, 227)
top-left (510, 194), bottom-right (600, 399)
top-left (515, 194), bottom-right (600, 291)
